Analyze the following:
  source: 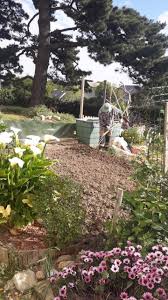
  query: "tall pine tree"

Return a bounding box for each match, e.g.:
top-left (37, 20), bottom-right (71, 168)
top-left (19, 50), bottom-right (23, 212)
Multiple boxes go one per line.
top-left (1, 1), bottom-right (168, 105)
top-left (0, 0), bottom-right (28, 81)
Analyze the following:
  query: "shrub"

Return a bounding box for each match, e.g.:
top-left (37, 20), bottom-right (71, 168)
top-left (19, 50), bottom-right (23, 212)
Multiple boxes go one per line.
top-left (0, 88), bottom-right (15, 106)
top-left (34, 175), bottom-right (84, 248)
top-left (32, 105), bottom-right (53, 117)
top-left (121, 127), bottom-right (144, 145)
top-left (106, 159), bottom-right (168, 250)
top-left (0, 127), bottom-right (56, 227)
top-left (50, 243), bottom-right (168, 299)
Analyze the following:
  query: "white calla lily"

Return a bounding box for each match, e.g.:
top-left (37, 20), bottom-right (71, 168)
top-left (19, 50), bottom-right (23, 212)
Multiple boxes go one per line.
top-left (10, 127), bottom-right (21, 135)
top-left (24, 138), bottom-right (39, 146)
top-left (27, 135), bottom-right (41, 143)
top-left (0, 132), bottom-right (13, 145)
top-left (43, 134), bottom-right (60, 143)
top-left (9, 157), bottom-right (24, 168)
top-left (30, 145), bottom-right (42, 156)
top-left (14, 147), bottom-right (26, 157)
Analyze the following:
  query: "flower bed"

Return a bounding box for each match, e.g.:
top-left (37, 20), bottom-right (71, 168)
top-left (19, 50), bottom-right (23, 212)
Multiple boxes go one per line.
top-left (0, 127), bottom-right (58, 227)
top-left (50, 242), bottom-right (168, 300)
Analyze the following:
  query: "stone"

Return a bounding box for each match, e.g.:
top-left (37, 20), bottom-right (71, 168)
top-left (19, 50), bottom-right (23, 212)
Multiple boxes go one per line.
top-left (13, 270), bottom-right (36, 293)
top-left (36, 270), bottom-right (45, 281)
top-left (34, 280), bottom-right (54, 300)
top-left (58, 260), bottom-right (75, 270)
top-left (56, 255), bottom-right (73, 264)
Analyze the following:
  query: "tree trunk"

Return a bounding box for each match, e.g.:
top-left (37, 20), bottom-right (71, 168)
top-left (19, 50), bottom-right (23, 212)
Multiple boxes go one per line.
top-left (30, 0), bottom-right (50, 106)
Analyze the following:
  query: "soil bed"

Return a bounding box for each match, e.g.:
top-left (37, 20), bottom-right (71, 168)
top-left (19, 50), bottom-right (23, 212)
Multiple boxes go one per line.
top-left (0, 223), bottom-right (47, 251)
top-left (46, 140), bottom-right (135, 233)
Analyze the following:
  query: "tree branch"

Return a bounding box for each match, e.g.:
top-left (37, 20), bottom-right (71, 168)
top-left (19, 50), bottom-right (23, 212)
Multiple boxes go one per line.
top-left (27, 12), bottom-right (39, 35)
top-left (51, 26), bottom-right (78, 35)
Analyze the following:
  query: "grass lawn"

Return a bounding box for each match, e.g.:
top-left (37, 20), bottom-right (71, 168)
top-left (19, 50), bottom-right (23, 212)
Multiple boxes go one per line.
top-left (0, 106), bottom-right (76, 138)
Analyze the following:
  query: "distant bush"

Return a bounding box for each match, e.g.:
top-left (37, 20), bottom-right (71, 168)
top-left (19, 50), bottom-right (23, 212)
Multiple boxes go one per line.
top-left (32, 104), bottom-right (53, 117)
top-left (34, 174), bottom-right (84, 248)
top-left (0, 88), bottom-right (15, 106)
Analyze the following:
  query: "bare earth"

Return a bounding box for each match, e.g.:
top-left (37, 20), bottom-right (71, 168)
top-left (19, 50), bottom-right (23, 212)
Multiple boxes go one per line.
top-left (46, 140), bottom-right (135, 233)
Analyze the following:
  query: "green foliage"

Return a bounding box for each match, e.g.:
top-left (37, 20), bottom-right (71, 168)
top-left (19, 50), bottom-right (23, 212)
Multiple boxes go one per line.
top-left (12, 77), bottom-right (33, 106)
top-left (0, 106), bottom-right (34, 118)
top-left (121, 127), bottom-right (144, 145)
top-left (0, 129), bottom-right (53, 227)
top-left (34, 174), bottom-right (85, 248)
top-left (0, 116), bottom-right (7, 132)
top-left (32, 105), bottom-right (53, 117)
top-left (106, 159), bottom-right (168, 250)
top-left (54, 112), bottom-right (75, 123)
top-left (0, 88), bottom-right (15, 106)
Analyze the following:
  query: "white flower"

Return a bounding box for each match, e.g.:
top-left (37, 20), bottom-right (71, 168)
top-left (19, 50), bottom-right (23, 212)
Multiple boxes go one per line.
top-left (30, 145), bottom-right (42, 156)
top-left (0, 132), bottom-right (13, 145)
top-left (14, 147), bottom-right (26, 157)
top-left (10, 127), bottom-right (21, 135)
top-left (43, 134), bottom-right (60, 143)
top-left (27, 135), bottom-right (41, 143)
top-left (9, 157), bottom-right (24, 168)
top-left (23, 138), bottom-right (39, 146)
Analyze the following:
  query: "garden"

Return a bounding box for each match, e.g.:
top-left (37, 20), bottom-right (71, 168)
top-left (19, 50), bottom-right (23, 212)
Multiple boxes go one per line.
top-left (0, 108), bottom-right (168, 300)
top-left (1, 0), bottom-right (168, 298)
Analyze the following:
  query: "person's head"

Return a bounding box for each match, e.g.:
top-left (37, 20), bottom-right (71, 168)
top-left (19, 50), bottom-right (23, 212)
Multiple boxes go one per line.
top-left (102, 102), bottom-right (112, 113)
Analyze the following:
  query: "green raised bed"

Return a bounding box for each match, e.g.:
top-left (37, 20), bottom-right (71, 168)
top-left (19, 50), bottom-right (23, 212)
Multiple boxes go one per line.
top-left (76, 119), bottom-right (122, 147)
top-left (76, 118), bottom-right (100, 147)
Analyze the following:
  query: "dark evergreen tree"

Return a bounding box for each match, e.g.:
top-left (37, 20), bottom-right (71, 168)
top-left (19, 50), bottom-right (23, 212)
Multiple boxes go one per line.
top-left (29, 1), bottom-right (168, 105)
top-left (0, 0), bottom-right (28, 81)
top-left (1, 1), bottom-right (168, 106)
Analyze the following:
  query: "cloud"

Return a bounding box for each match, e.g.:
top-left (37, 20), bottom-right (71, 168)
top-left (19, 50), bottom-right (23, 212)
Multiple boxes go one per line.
top-left (123, 0), bottom-right (132, 7)
top-left (158, 11), bottom-right (168, 35)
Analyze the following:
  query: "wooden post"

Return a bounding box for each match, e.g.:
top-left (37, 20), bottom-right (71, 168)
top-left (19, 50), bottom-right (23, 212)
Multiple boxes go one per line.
top-left (164, 101), bottom-right (168, 174)
top-left (79, 76), bottom-right (85, 119)
top-left (112, 188), bottom-right (123, 226)
top-left (103, 80), bottom-right (107, 104)
top-left (109, 83), bottom-right (112, 103)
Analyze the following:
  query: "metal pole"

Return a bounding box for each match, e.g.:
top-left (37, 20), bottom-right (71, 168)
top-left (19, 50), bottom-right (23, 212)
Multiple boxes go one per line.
top-left (103, 80), bottom-right (107, 104)
top-left (79, 76), bottom-right (85, 119)
top-left (164, 101), bottom-right (168, 174)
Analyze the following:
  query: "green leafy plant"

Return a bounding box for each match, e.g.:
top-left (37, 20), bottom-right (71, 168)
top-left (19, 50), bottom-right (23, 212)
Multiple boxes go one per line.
top-left (0, 128), bottom-right (55, 227)
top-left (34, 174), bottom-right (85, 248)
top-left (0, 116), bottom-right (7, 132)
top-left (106, 159), bottom-right (168, 250)
top-left (121, 127), bottom-right (144, 145)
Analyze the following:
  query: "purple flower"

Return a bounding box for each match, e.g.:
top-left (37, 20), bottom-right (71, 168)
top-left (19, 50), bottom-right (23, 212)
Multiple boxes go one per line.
top-left (59, 286), bottom-right (67, 298)
top-left (54, 297), bottom-right (61, 300)
top-left (111, 264), bottom-right (119, 273)
top-left (142, 292), bottom-right (153, 300)
top-left (156, 288), bottom-right (166, 297)
top-left (120, 292), bottom-right (128, 299)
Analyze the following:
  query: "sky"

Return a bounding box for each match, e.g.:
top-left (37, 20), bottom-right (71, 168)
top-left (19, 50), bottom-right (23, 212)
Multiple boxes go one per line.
top-left (16, 0), bottom-right (168, 85)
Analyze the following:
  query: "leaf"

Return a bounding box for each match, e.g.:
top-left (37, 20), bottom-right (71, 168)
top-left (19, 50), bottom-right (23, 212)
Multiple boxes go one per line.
top-left (22, 198), bottom-right (33, 208)
top-left (125, 280), bottom-right (134, 290)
